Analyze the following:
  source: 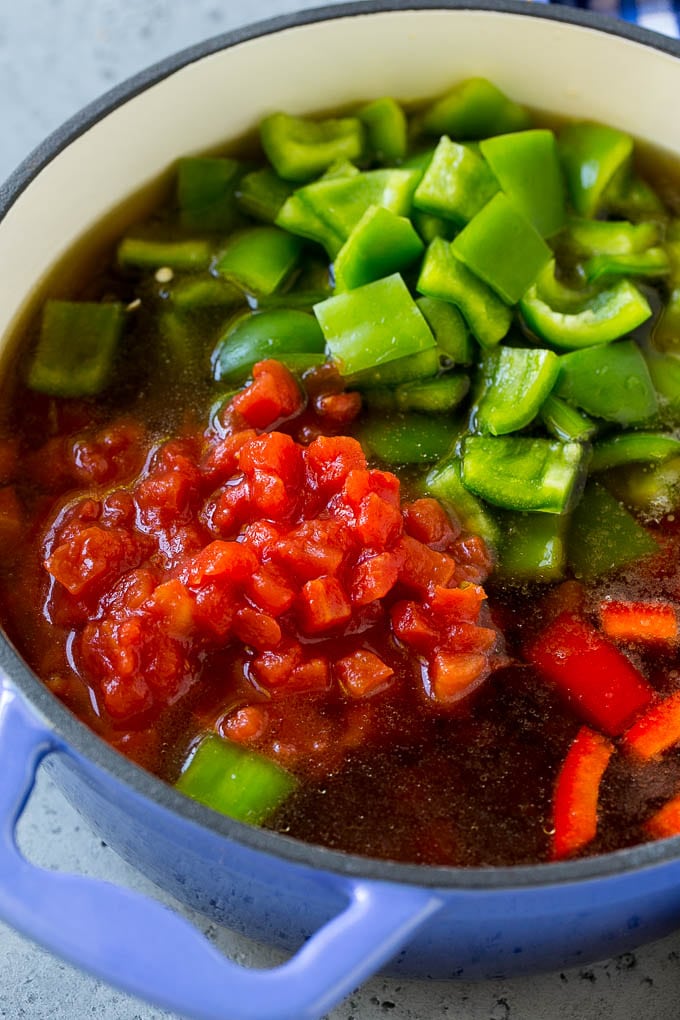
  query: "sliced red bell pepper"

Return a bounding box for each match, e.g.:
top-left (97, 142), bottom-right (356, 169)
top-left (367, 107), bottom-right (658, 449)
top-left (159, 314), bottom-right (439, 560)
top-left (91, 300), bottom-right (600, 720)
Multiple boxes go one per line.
top-left (525, 612), bottom-right (653, 736)
top-left (599, 600), bottom-right (678, 645)
top-left (622, 691), bottom-right (680, 761)
top-left (552, 725), bottom-right (614, 860)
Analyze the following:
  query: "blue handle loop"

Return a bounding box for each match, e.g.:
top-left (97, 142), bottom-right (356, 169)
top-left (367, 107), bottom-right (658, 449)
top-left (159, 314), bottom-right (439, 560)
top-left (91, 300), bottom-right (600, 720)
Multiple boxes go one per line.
top-left (0, 680), bottom-right (443, 1020)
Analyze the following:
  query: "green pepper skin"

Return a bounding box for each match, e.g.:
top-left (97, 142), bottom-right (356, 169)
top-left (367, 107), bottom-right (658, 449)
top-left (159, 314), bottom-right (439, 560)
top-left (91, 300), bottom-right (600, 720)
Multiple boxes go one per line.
top-left (333, 205), bottom-right (424, 292)
top-left (558, 121), bottom-right (633, 218)
top-left (589, 432), bottom-right (680, 473)
top-left (556, 341), bottom-right (658, 425)
top-left (564, 217), bottom-right (660, 257)
top-left (416, 297), bottom-right (474, 365)
top-left (347, 347), bottom-right (441, 389)
top-left (540, 393), bottom-right (597, 443)
top-left (421, 78), bottom-right (531, 140)
top-left (423, 455), bottom-right (501, 547)
top-left (211, 308), bottom-right (325, 384)
top-left (118, 237), bottom-right (214, 272)
top-left (461, 435), bottom-right (585, 513)
top-left (417, 238), bottom-right (512, 348)
top-left (357, 412), bottom-right (455, 464)
top-left (358, 97), bottom-right (408, 163)
top-left (215, 226), bottom-right (303, 296)
top-left (236, 167), bottom-right (295, 223)
top-left (413, 136), bottom-right (499, 224)
top-left (479, 129), bottom-right (566, 238)
top-left (567, 481), bottom-right (658, 580)
top-left (260, 112), bottom-right (366, 182)
top-left (28, 300), bottom-right (125, 397)
top-left (583, 248), bottom-right (670, 284)
top-left (395, 374), bottom-right (470, 413)
top-left (177, 157), bottom-right (244, 232)
top-left (494, 509), bottom-right (568, 583)
top-left (475, 346), bottom-right (560, 435)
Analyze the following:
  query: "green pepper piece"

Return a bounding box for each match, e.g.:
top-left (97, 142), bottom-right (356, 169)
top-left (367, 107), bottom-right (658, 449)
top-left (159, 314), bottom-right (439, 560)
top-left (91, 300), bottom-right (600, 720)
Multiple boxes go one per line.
top-left (654, 289), bottom-right (680, 352)
top-left (117, 236), bottom-right (214, 272)
top-left (475, 346), bottom-right (560, 436)
top-left (413, 137), bottom-right (499, 224)
top-left (177, 157), bottom-right (243, 232)
top-left (170, 276), bottom-right (245, 311)
top-left (417, 238), bottom-right (512, 348)
top-left (358, 412), bottom-right (455, 464)
top-left (564, 217), bottom-right (660, 257)
top-left (260, 112), bottom-right (365, 182)
top-left (558, 121), bottom-right (633, 218)
top-left (423, 455), bottom-right (500, 548)
top-left (584, 248), bottom-right (670, 284)
top-left (520, 261), bottom-right (652, 349)
top-left (358, 97), bottom-right (407, 163)
top-left (416, 297), bottom-right (474, 365)
top-left (451, 193), bottom-right (552, 305)
top-left (589, 432), bottom-right (680, 473)
top-left (295, 168), bottom-right (421, 241)
top-left (236, 167), bottom-right (295, 223)
top-left (346, 346), bottom-right (441, 389)
top-left (333, 205), bottom-right (424, 292)
top-left (28, 300), bottom-right (124, 397)
top-left (215, 226), bottom-right (303, 296)
top-left (211, 308), bottom-right (325, 384)
top-left (256, 290), bottom-right (330, 312)
top-left (275, 351), bottom-right (327, 374)
top-left (567, 481), bottom-right (657, 579)
top-left (462, 435), bottom-right (585, 513)
top-left (479, 129), bottom-right (566, 237)
top-left (556, 341), bottom-right (658, 425)
top-left (395, 374), bottom-right (470, 413)
top-left (603, 165), bottom-right (666, 220)
top-left (495, 509), bottom-right (568, 583)
top-left (540, 393), bottom-right (597, 443)
top-left (606, 456), bottom-right (680, 519)
top-left (421, 78), bottom-right (531, 140)
top-left (275, 192), bottom-right (345, 257)
top-left (411, 209), bottom-right (457, 244)
top-left (176, 734), bottom-right (297, 824)
top-left (646, 348), bottom-right (680, 414)
top-left (314, 273), bottom-right (435, 377)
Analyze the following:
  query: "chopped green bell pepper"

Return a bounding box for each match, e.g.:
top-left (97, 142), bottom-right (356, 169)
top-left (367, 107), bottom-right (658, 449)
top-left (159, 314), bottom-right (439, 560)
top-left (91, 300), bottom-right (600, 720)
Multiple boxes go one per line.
top-left (589, 432), bottom-right (680, 473)
top-left (475, 346), bottom-right (560, 435)
top-left (170, 276), bottom-right (244, 311)
top-left (555, 340), bottom-right (658, 425)
top-left (177, 156), bottom-right (243, 232)
top-left (451, 193), bottom-right (552, 304)
top-left (479, 129), bottom-right (566, 237)
top-left (606, 456), bottom-right (680, 519)
top-left (118, 236), bottom-right (214, 272)
top-left (176, 734), bottom-right (297, 823)
top-left (583, 247), bottom-right (670, 284)
top-left (416, 296), bottom-right (474, 365)
top-left (417, 237), bottom-right (512, 348)
top-left (567, 481), bottom-right (657, 579)
top-left (395, 374), bottom-right (470, 413)
top-left (346, 346), bottom-right (441, 388)
top-left (423, 454), bottom-right (501, 547)
top-left (275, 192), bottom-right (345, 257)
top-left (314, 273), bottom-right (435, 377)
top-left (520, 261), bottom-right (652, 349)
top-left (212, 308), bottom-right (325, 384)
top-left (215, 226), bottom-right (302, 296)
top-left (495, 509), bottom-right (568, 583)
top-left (358, 97), bottom-right (407, 163)
top-left (236, 167), bottom-right (295, 223)
top-left (28, 300), bottom-right (125, 397)
top-left (461, 435), bottom-right (585, 513)
top-left (357, 411), bottom-right (454, 464)
top-left (421, 78), bottom-right (531, 140)
top-left (260, 111), bottom-right (365, 182)
top-left (333, 205), bottom-right (424, 291)
top-left (540, 393), bottom-right (597, 443)
top-left (564, 217), bottom-right (660, 257)
top-left (558, 121), bottom-right (633, 217)
top-left (413, 136), bottom-right (499, 224)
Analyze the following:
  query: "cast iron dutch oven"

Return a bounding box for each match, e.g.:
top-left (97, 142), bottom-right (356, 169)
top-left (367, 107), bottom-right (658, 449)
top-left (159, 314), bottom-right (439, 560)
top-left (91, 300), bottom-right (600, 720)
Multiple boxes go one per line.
top-left (2, 4), bottom-right (680, 1018)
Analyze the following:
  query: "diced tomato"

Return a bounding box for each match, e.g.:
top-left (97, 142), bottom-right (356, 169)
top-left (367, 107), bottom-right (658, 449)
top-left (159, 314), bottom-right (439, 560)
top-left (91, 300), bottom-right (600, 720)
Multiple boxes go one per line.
top-left (251, 641), bottom-right (302, 689)
top-left (353, 491), bottom-right (404, 549)
top-left (135, 467), bottom-right (198, 529)
top-left (46, 525), bottom-right (141, 599)
top-left (289, 656), bottom-right (330, 693)
top-left (450, 533), bottom-right (494, 584)
top-left (100, 490), bottom-right (136, 528)
top-left (186, 540), bottom-right (258, 588)
top-left (395, 534), bottom-right (457, 593)
top-left (220, 705), bottom-right (268, 743)
top-left (146, 578), bottom-right (195, 639)
top-left (552, 726), bottom-right (614, 861)
top-left (192, 581), bottom-right (234, 638)
top-left (231, 359), bottom-right (303, 429)
top-left (391, 601), bottom-right (439, 654)
top-left (299, 575), bottom-right (352, 634)
top-left (205, 478), bottom-right (251, 535)
top-left (445, 622), bottom-right (497, 654)
top-left (646, 793), bottom-right (680, 840)
top-left (525, 613), bottom-right (654, 737)
top-left (314, 391), bottom-right (362, 425)
top-left (233, 606), bottom-right (282, 651)
top-left (402, 498), bottom-right (460, 549)
top-left (271, 519), bottom-right (348, 580)
top-left (341, 468), bottom-right (401, 512)
top-left (304, 435), bottom-right (367, 496)
top-left (70, 420), bottom-right (146, 487)
top-left (336, 649), bottom-right (394, 699)
top-left (599, 600), bottom-right (678, 644)
top-left (427, 651), bottom-right (489, 704)
top-left (622, 691), bottom-right (680, 760)
top-left (239, 431), bottom-right (303, 521)
top-left (428, 583), bottom-right (486, 623)
top-left (351, 551), bottom-right (400, 605)
top-left (201, 430), bottom-right (257, 487)
top-left (246, 564), bottom-right (296, 617)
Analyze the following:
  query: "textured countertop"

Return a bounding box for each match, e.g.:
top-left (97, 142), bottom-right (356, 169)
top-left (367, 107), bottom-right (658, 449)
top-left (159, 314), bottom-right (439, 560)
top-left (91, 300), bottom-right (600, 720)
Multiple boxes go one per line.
top-left (1, 2), bottom-right (680, 1018)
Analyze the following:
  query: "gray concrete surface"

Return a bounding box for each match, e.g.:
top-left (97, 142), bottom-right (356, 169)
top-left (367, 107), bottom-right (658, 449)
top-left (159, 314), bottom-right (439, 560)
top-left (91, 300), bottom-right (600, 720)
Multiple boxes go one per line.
top-left (1, 2), bottom-right (680, 1018)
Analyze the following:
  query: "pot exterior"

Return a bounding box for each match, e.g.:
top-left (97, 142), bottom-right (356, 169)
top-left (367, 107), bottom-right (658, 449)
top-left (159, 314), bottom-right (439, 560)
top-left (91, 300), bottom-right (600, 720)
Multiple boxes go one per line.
top-left (2, 0), bottom-right (680, 999)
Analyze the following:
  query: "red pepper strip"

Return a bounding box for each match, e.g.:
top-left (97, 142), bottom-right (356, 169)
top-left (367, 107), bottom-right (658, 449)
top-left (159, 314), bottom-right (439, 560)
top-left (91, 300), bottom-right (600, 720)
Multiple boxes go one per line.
top-left (622, 691), bottom-right (680, 760)
top-left (525, 612), bottom-right (653, 736)
top-left (552, 726), bottom-right (614, 861)
top-left (599, 600), bottom-right (678, 644)
top-left (646, 792), bottom-right (680, 840)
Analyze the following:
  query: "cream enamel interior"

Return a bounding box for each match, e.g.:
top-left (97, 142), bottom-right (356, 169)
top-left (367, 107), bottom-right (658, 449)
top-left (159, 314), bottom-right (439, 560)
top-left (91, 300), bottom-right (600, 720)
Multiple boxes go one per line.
top-left (0, 7), bottom-right (679, 358)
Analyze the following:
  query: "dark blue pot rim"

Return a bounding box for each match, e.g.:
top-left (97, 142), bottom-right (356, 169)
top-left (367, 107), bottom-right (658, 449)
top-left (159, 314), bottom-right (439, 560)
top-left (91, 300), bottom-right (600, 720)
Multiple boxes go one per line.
top-left (2, 0), bottom-right (680, 892)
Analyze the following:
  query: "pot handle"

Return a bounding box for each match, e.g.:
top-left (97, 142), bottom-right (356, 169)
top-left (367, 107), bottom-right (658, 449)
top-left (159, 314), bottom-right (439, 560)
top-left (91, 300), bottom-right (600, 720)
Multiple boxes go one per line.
top-left (0, 683), bottom-right (443, 1020)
